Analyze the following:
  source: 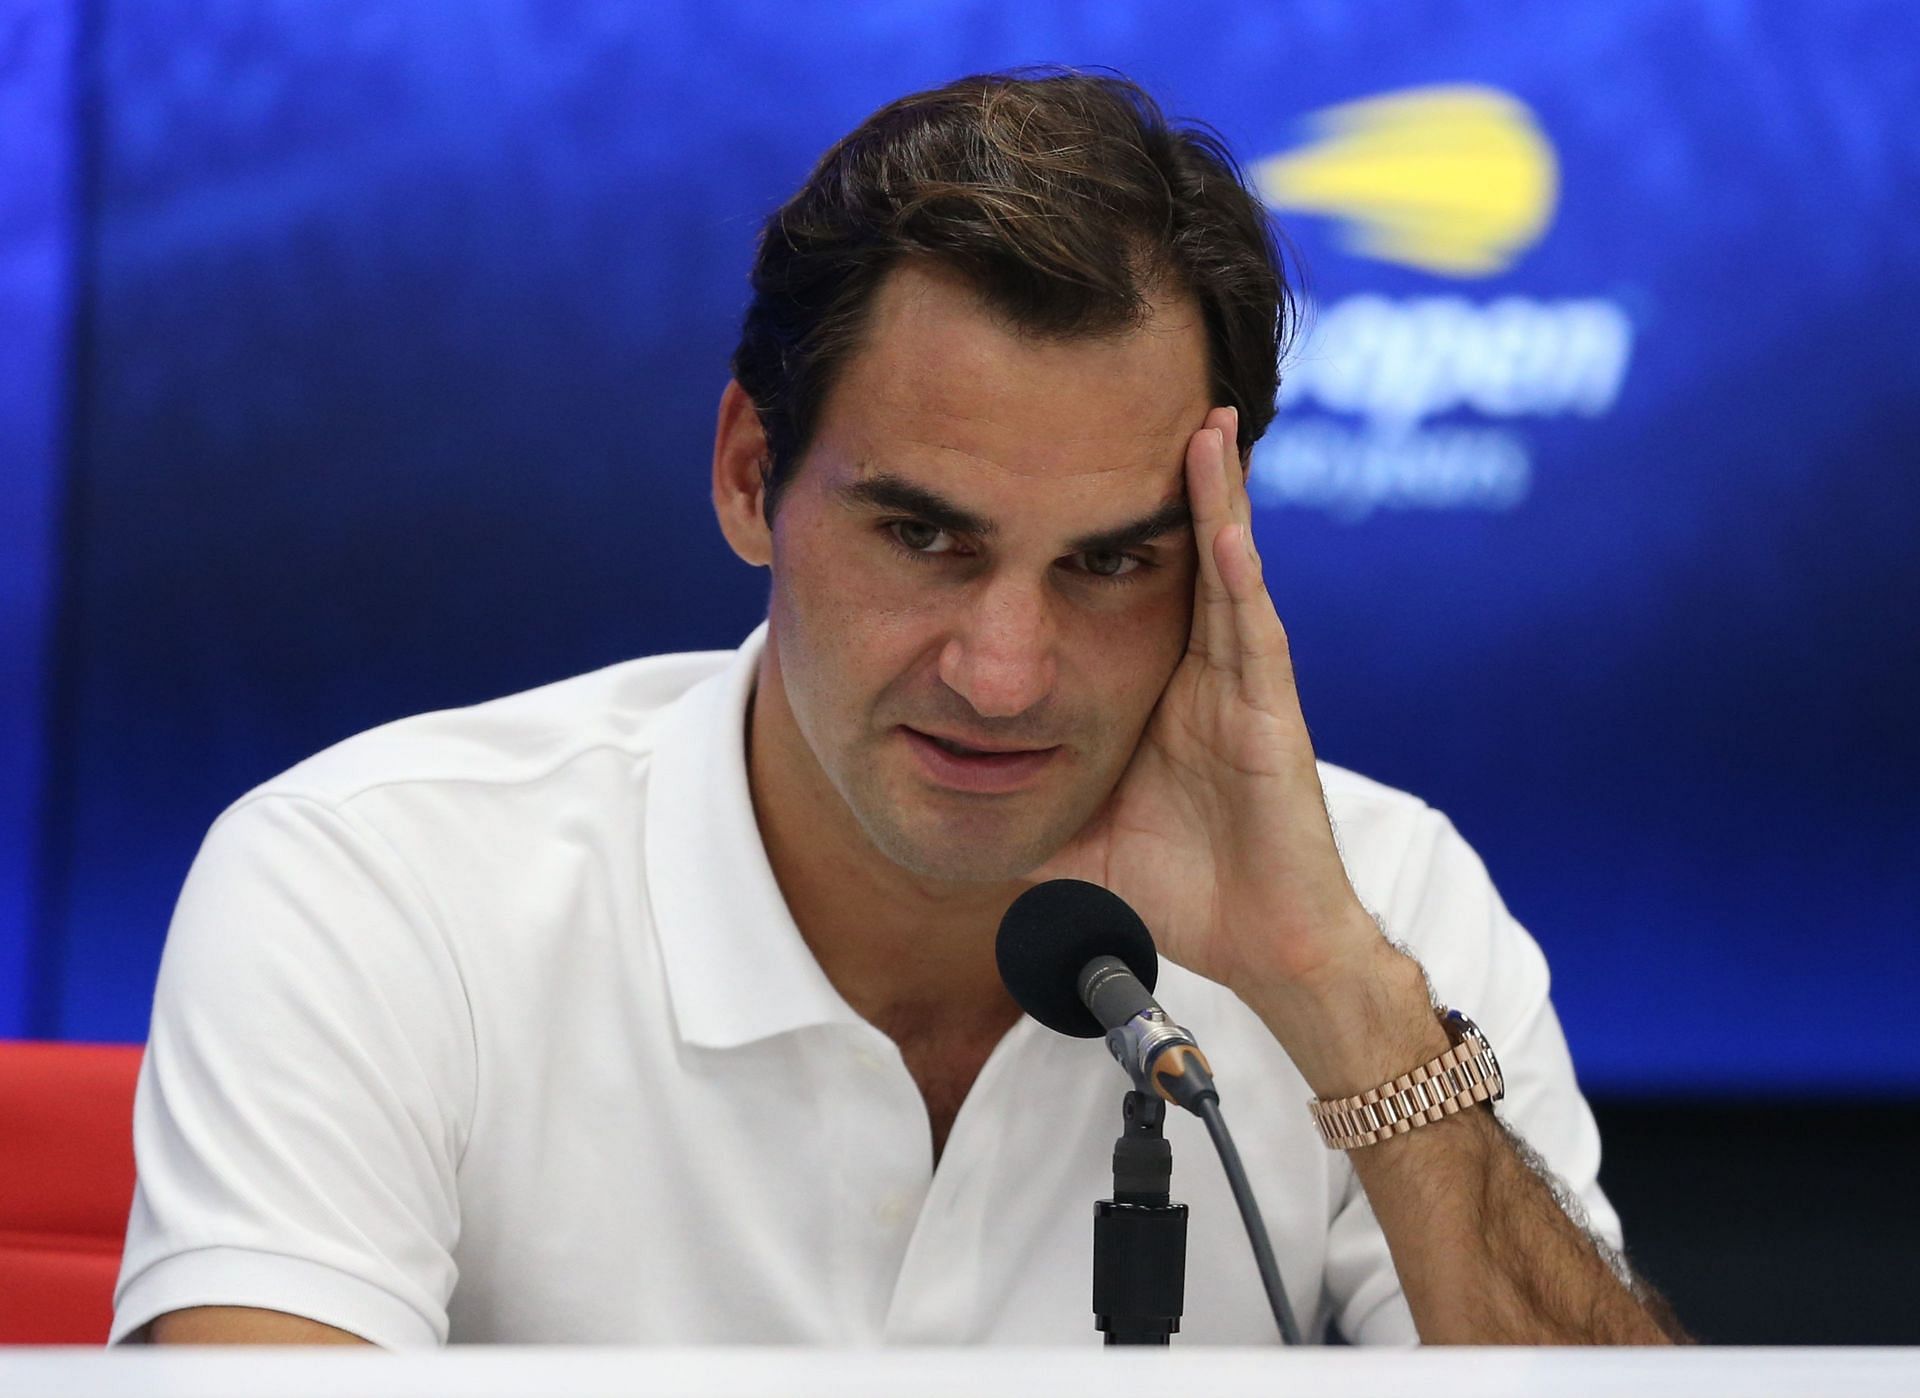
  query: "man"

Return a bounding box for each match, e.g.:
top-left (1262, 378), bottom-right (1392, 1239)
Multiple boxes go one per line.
top-left (114, 71), bottom-right (1682, 1346)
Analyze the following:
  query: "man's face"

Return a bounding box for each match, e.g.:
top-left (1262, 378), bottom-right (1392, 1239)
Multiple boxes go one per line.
top-left (758, 262), bottom-right (1214, 884)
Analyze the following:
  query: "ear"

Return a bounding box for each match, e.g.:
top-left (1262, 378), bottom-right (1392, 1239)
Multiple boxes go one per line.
top-left (712, 379), bottom-right (774, 567)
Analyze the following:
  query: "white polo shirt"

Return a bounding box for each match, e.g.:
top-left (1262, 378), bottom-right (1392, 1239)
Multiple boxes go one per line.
top-left (111, 624), bottom-right (1621, 1348)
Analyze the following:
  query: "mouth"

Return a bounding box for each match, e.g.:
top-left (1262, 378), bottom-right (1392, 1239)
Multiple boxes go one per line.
top-left (900, 726), bottom-right (1061, 793)
top-left (917, 730), bottom-right (1044, 757)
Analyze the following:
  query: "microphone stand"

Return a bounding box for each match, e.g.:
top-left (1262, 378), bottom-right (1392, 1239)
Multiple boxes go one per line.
top-left (1092, 1089), bottom-right (1188, 1345)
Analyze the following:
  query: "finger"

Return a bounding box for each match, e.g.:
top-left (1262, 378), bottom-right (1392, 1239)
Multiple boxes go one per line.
top-left (1185, 410), bottom-right (1240, 667)
top-left (1222, 404), bottom-right (1253, 529)
top-left (1208, 404), bottom-right (1254, 663)
top-left (1213, 519), bottom-right (1298, 715)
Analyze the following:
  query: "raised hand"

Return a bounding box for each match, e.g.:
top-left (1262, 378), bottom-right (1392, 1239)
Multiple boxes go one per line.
top-left (1037, 406), bottom-right (1413, 1075)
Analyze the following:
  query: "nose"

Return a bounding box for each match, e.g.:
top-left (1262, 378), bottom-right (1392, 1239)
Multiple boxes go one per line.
top-left (937, 574), bottom-right (1057, 720)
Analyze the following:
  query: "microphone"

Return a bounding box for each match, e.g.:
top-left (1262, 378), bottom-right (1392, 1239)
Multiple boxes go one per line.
top-left (996, 877), bottom-right (1305, 1346)
top-left (995, 880), bottom-right (1218, 1113)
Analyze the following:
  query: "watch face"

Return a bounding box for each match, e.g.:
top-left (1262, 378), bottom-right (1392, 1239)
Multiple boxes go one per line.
top-left (1445, 1009), bottom-right (1506, 1102)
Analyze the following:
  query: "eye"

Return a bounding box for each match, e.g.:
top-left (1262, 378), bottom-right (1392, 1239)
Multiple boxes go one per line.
top-left (887, 520), bottom-right (960, 555)
top-left (1075, 550), bottom-right (1143, 580)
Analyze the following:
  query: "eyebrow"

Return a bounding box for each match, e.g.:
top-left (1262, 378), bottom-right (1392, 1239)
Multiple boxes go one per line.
top-left (840, 473), bottom-right (994, 538)
top-left (838, 471), bottom-right (1192, 555)
top-left (1068, 497), bottom-right (1192, 555)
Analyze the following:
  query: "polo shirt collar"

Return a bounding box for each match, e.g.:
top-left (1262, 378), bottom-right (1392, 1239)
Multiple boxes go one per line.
top-left (644, 623), bottom-right (866, 1048)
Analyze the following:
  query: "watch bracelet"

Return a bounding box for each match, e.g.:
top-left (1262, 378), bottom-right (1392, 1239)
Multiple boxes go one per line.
top-left (1307, 1034), bottom-right (1501, 1151)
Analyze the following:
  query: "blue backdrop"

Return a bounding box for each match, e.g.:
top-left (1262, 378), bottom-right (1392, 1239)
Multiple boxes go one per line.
top-left (4, 1), bottom-right (1917, 1093)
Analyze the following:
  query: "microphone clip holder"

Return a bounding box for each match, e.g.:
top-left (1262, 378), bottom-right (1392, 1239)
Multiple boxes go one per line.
top-left (1104, 1009), bottom-right (1191, 1092)
top-left (1092, 1088), bottom-right (1189, 1345)
top-left (1105, 1008), bottom-right (1217, 1112)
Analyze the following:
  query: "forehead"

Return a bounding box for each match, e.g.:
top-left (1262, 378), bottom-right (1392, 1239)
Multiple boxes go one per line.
top-left (810, 262), bottom-right (1213, 510)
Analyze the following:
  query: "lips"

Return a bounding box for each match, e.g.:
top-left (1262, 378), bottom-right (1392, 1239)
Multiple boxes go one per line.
top-left (900, 726), bottom-right (1060, 794)
top-left (918, 731), bottom-right (1045, 757)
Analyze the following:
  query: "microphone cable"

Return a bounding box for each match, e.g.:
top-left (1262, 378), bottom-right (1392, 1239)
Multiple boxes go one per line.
top-left (1194, 1093), bottom-right (1303, 1345)
top-left (993, 879), bottom-right (1306, 1346)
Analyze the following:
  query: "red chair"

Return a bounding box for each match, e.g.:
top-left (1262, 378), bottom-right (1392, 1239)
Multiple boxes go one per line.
top-left (0, 1040), bottom-right (144, 1344)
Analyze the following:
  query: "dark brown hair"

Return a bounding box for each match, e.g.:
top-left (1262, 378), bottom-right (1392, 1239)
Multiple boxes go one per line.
top-left (732, 68), bottom-right (1294, 519)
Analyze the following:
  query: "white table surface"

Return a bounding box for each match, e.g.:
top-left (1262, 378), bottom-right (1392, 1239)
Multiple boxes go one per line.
top-left (2, 1345), bottom-right (1914, 1397)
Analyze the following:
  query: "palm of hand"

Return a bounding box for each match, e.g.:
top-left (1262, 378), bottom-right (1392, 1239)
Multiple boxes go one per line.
top-left (1034, 407), bottom-right (1372, 1003)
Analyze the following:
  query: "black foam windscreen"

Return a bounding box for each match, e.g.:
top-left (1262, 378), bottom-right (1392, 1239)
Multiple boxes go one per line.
top-left (995, 879), bottom-right (1159, 1038)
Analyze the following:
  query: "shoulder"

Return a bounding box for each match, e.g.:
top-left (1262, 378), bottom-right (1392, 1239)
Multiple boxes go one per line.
top-left (1317, 759), bottom-right (1434, 826)
top-left (1314, 760), bottom-right (1519, 966)
top-left (1316, 759), bottom-right (1448, 881)
top-left (235, 647), bottom-right (735, 817)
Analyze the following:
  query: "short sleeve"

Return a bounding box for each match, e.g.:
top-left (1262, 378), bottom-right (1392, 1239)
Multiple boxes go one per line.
top-left (110, 792), bottom-right (476, 1348)
top-left (1323, 806), bottom-right (1622, 1345)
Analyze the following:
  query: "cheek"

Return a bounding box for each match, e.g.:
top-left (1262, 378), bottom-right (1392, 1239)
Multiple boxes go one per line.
top-left (1052, 610), bottom-right (1167, 741)
top-left (1068, 577), bottom-right (1191, 716)
top-left (770, 532), bottom-right (947, 715)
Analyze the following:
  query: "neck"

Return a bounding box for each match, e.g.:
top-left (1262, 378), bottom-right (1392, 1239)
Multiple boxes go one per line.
top-left (745, 641), bottom-right (1021, 1036)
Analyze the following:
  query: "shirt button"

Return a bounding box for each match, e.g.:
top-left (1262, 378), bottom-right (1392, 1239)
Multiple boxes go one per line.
top-left (854, 1046), bottom-right (885, 1073)
top-left (875, 1194), bottom-right (910, 1227)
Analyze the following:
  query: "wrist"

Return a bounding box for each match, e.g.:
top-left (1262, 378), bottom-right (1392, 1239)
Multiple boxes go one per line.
top-left (1242, 937), bottom-right (1449, 1099)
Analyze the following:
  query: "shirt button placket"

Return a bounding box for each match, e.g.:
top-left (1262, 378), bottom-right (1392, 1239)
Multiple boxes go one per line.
top-left (837, 1030), bottom-right (930, 1337)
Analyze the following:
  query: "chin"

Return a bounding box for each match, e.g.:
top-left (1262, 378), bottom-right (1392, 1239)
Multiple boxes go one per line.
top-left (851, 805), bottom-right (1068, 886)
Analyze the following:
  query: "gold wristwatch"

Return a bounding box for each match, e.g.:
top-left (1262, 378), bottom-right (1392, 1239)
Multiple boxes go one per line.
top-left (1307, 1008), bottom-right (1505, 1151)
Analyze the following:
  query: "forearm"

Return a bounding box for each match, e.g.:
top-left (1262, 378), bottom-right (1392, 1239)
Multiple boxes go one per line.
top-left (1245, 936), bottom-right (1685, 1345)
top-left (1348, 1100), bottom-right (1683, 1343)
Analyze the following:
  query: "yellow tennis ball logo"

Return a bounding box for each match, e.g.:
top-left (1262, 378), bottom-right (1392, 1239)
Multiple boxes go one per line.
top-left (1251, 85), bottom-right (1559, 278)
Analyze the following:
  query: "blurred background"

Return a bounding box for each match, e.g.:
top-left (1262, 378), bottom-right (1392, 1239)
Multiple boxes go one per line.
top-left (3, 0), bottom-right (1916, 1344)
